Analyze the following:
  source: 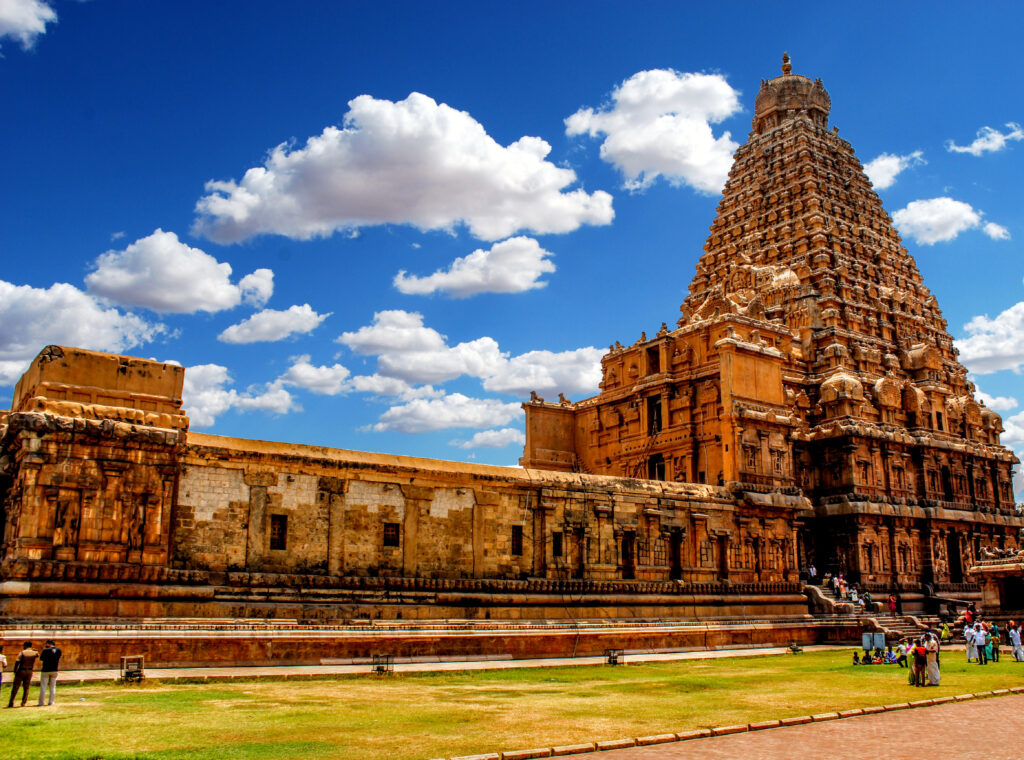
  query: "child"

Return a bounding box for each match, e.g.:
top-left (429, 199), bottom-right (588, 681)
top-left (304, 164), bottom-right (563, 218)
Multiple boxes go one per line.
top-left (852, 651), bottom-right (861, 665)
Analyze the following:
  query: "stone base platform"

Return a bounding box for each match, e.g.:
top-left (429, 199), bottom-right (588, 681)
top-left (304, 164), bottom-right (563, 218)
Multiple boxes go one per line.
top-left (0, 614), bottom-right (866, 670)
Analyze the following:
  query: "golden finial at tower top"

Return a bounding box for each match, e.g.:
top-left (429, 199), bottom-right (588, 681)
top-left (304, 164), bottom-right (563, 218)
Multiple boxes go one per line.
top-left (781, 52), bottom-right (792, 76)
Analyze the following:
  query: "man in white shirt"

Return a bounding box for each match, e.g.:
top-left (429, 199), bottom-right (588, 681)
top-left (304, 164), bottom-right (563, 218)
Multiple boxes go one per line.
top-left (1009, 624), bottom-right (1023, 662)
top-left (964, 623), bottom-right (976, 661)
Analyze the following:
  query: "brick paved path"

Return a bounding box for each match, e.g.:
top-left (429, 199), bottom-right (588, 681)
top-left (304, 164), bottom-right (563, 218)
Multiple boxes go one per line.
top-left (597, 695), bottom-right (1024, 760)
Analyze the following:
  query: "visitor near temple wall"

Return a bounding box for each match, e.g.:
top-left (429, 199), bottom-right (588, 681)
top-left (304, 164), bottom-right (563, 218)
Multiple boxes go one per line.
top-left (973, 624), bottom-right (988, 665)
top-left (1009, 625), bottom-right (1023, 662)
top-left (888, 593), bottom-right (897, 615)
top-left (989, 622), bottom-right (1000, 662)
top-left (964, 622), bottom-right (976, 662)
top-left (940, 623), bottom-right (951, 643)
top-left (37, 640), bottom-right (61, 707)
top-left (925, 633), bottom-right (940, 686)
top-left (6, 641), bottom-right (38, 708)
top-left (911, 638), bottom-right (928, 686)
top-left (808, 565), bottom-right (817, 584)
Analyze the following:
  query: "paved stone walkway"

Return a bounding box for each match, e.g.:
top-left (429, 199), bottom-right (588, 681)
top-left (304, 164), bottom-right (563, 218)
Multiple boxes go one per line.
top-left (596, 694), bottom-right (1024, 760)
top-left (53, 644), bottom-right (847, 682)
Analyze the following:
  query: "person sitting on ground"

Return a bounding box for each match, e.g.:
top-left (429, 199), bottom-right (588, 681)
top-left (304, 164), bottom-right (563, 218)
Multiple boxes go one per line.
top-left (884, 646), bottom-right (898, 664)
top-left (852, 651), bottom-right (861, 665)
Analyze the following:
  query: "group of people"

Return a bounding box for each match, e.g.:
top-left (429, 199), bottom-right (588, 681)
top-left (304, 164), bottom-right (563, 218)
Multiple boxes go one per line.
top-left (825, 573), bottom-right (873, 611)
top-left (1, 640), bottom-right (61, 708)
top-left (854, 635), bottom-right (942, 686)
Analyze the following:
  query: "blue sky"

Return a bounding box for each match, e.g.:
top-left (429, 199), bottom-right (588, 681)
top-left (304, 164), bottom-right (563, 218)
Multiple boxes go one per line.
top-left (1, 1), bottom-right (1022, 480)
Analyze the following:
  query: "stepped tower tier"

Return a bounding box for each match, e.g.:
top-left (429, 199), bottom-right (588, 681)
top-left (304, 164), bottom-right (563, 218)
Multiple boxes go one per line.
top-left (523, 56), bottom-right (1020, 587)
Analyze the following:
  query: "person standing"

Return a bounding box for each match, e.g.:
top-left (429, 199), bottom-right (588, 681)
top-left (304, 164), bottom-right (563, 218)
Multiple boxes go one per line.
top-left (37, 640), bottom-right (61, 707)
top-left (990, 622), bottom-right (1000, 662)
top-left (964, 622), bottom-right (976, 662)
top-left (974, 624), bottom-right (988, 665)
top-left (925, 634), bottom-right (941, 686)
top-left (1009, 624), bottom-right (1023, 662)
top-left (809, 564), bottom-right (817, 584)
top-left (6, 641), bottom-right (38, 708)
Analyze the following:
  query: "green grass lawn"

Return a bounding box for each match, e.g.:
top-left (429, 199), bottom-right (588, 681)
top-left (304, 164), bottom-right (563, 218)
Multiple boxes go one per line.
top-left (0, 651), bottom-right (1021, 760)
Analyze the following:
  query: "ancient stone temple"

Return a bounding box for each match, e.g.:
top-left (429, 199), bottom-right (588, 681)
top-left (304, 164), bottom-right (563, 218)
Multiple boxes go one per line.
top-left (0, 58), bottom-right (1020, 651)
top-left (523, 54), bottom-right (1021, 592)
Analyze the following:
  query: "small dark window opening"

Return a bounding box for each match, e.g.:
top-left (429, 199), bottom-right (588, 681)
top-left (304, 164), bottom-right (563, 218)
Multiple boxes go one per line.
top-left (698, 471), bottom-right (706, 484)
top-left (647, 395), bottom-right (663, 434)
top-left (511, 525), bottom-right (523, 556)
top-left (646, 346), bottom-right (661, 375)
top-left (936, 412), bottom-right (944, 431)
top-left (383, 522), bottom-right (400, 547)
top-left (552, 531), bottom-right (563, 557)
top-left (269, 514), bottom-right (287, 550)
top-left (647, 453), bottom-right (666, 481)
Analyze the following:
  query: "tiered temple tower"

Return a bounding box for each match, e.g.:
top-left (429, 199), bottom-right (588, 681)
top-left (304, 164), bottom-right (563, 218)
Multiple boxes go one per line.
top-left (522, 55), bottom-right (1021, 589)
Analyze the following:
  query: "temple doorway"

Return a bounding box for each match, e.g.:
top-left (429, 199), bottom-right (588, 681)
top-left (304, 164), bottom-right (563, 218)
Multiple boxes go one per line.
top-left (621, 531), bottom-right (636, 580)
top-left (947, 532), bottom-right (964, 583)
top-left (669, 529), bottom-right (683, 580)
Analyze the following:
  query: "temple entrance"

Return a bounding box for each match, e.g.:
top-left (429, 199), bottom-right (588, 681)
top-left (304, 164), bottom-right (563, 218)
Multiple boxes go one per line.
top-left (621, 531), bottom-right (636, 580)
top-left (669, 529), bottom-right (683, 580)
top-left (999, 577), bottom-right (1024, 609)
top-left (947, 532), bottom-right (964, 583)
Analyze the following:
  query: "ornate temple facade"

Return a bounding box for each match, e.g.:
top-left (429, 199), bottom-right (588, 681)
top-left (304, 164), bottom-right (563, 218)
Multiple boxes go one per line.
top-left (523, 55), bottom-right (1021, 591)
top-left (0, 58), bottom-right (1020, 625)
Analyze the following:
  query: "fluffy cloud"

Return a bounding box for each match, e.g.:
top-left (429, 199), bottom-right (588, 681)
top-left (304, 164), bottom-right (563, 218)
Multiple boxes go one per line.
top-left (863, 150), bottom-right (925, 190)
top-left (983, 222), bottom-right (1010, 240)
top-left (947, 123), bottom-right (1024, 156)
top-left (182, 363), bottom-right (297, 428)
top-left (394, 237), bottom-right (555, 297)
top-left (565, 69), bottom-right (741, 194)
top-left (276, 355), bottom-right (350, 395)
top-left (0, 0), bottom-right (55, 50)
top-left (194, 92), bottom-right (613, 243)
top-left (453, 428), bottom-right (526, 449)
top-left (338, 310), bottom-right (601, 396)
top-left (275, 355), bottom-right (441, 401)
top-left (85, 229), bottom-right (274, 313)
top-left (976, 390), bottom-right (1019, 412)
top-left (372, 393), bottom-right (523, 433)
top-left (957, 301), bottom-right (1024, 374)
top-left (892, 197), bottom-right (990, 245)
top-left (218, 304), bottom-right (329, 344)
top-left (0, 279), bottom-right (163, 385)
top-left (482, 347), bottom-right (603, 397)
top-left (1000, 410), bottom-right (1024, 497)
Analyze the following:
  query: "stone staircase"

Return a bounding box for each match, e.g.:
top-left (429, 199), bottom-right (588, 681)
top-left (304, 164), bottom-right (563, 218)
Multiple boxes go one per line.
top-left (867, 613), bottom-right (935, 641)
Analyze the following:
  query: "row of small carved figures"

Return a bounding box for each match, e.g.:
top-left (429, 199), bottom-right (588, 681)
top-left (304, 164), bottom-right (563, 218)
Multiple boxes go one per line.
top-left (978, 545), bottom-right (1024, 563)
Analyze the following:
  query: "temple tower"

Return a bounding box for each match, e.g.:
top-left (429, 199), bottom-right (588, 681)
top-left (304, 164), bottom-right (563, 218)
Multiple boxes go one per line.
top-left (523, 56), bottom-right (1021, 589)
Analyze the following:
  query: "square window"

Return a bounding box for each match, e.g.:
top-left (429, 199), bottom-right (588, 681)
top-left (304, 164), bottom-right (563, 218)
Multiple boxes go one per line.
top-left (511, 525), bottom-right (523, 556)
top-left (269, 514), bottom-right (287, 551)
top-left (383, 522), bottom-right (400, 547)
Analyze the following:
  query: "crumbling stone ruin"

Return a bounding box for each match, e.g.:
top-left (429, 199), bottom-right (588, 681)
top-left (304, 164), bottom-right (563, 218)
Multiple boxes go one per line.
top-left (0, 58), bottom-right (1019, 628)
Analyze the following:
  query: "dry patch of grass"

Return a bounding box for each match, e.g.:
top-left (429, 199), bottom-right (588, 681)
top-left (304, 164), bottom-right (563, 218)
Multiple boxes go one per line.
top-left (0, 651), bottom-right (1020, 760)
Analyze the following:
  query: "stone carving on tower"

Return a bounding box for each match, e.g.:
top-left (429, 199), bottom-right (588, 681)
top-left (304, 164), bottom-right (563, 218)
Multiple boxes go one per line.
top-left (522, 55), bottom-right (1021, 589)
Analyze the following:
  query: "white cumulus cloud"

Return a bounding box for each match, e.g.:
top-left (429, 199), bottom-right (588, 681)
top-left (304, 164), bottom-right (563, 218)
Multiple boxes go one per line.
top-left (892, 197), bottom-right (985, 244)
top-left (983, 222), bottom-right (1010, 240)
top-left (0, 0), bottom-right (55, 50)
top-left (976, 390), bottom-right (1019, 412)
top-left (947, 123), bottom-right (1024, 156)
top-left (0, 279), bottom-right (163, 385)
top-left (85, 229), bottom-right (274, 313)
top-left (394, 236), bottom-right (555, 297)
top-left (338, 310), bottom-right (601, 396)
top-left (957, 301), bottom-right (1024, 374)
top-left (372, 393), bottom-right (523, 433)
top-left (863, 150), bottom-right (925, 190)
top-left (1000, 410), bottom-right (1024, 497)
top-left (348, 374), bottom-right (442, 400)
top-left (182, 363), bottom-right (298, 428)
top-left (482, 347), bottom-right (603, 397)
top-left (565, 69), bottom-right (741, 194)
top-left (218, 304), bottom-right (330, 344)
top-left (276, 355), bottom-right (350, 395)
top-left (453, 428), bottom-right (526, 449)
top-left (194, 92), bottom-right (613, 244)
